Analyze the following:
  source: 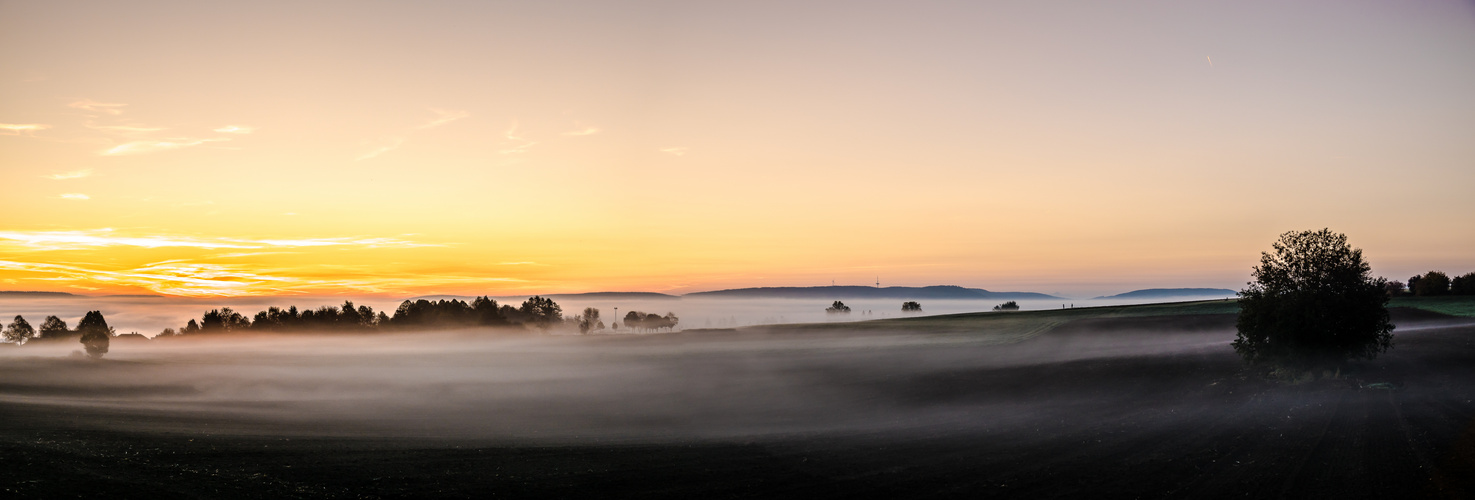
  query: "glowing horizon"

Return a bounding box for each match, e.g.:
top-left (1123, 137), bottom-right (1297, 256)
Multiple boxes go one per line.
top-left (2, 2), bottom-right (1472, 298)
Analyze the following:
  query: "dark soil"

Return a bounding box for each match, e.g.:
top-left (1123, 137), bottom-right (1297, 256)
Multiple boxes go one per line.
top-left (2, 308), bottom-right (1472, 499)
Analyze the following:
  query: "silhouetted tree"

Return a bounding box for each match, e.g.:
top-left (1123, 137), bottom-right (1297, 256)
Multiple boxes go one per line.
top-left (4, 316), bottom-right (35, 345)
top-left (182, 319), bottom-right (200, 334)
top-left (472, 296), bottom-right (506, 326)
top-left (1384, 280), bottom-right (1407, 297)
top-left (1412, 271), bottom-right (1450, 296)
top-left (201, 308), bottom-right (249, 334)
top-left (622, 311), bottom-right (678, 332)
top-left (1233, 229), bottom-right (1393, 370)
top-left (901, 301), bottom-right (922, 312)
top-left (1453, 272), bottom-right (1475, 295)
top-left (38, 316), bottom-right (70, 340)
top-left (826, 301), bottom-right (851, 314)
top-left (577, 307), bottom-right (602, 334)
top-left (77, 310), bottom-right (112, 358)
top-left (518, 296), bottom-right (563, 329)
top-left (993, 301), bottom-right (1019, 311)
top-left (156, 328), bottom-right (177, 338)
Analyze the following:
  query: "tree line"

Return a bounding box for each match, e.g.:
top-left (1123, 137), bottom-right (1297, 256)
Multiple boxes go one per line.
top-left (1388, 271), bottom-right (1475, 296)
top-left (155, 296), bottom-right (566, 337)
top-left (4, 311), bottom-right (114, 357)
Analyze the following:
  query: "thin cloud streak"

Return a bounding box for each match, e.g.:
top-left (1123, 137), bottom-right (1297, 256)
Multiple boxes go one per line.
top-left (68, 99), bottom-right (127, 115)
top-left (44, 170), bottom-right (93, 180)
top-left (659, 147), bottom-right (688, 156)
top-left (59, 193), bottom-right (90, 200)
top-left (214, 125), bottom-right (254, 134)
top-left (0, 230), bottom-right (439, 251)
top-left (499, 142), bottom-right (537, 154)
top-left (85, 122), bottom-right (166, 135)
top-left (356, 138), bottom-right (406, 161)
top-left (416, 109), bottom-right (470, 130)
top-left (102, 138), bottom-right (228, 156)
top-left (0, 123), bottom-right (50, 135)
top-left (563, 127), bottom-right (600, 136)
top-left (0, 259), bottom-right (523, 297)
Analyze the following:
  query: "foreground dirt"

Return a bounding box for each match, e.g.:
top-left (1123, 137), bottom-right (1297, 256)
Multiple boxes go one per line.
top-left (1, 309), bottom-right (1472, 499)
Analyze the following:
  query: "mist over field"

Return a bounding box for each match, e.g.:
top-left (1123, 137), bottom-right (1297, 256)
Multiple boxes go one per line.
top-left (0, 293), bottom-right (1233, 337)
top-left (0, 316), bottom-right (1241, 442)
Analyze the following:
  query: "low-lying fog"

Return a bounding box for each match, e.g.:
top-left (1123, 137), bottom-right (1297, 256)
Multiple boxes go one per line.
top-left (0, 318), bottom-right (1246, 443)
top-left (0, 294), bottom-right (1227, 337)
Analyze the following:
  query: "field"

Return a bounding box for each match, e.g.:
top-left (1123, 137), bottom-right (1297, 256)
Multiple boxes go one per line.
top-left (1, 298), bottom-right (1473, 498)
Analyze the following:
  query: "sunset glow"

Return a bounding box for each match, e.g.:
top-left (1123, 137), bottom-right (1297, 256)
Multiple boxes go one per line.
top-left (2, 1), bottom-right (1472, 298)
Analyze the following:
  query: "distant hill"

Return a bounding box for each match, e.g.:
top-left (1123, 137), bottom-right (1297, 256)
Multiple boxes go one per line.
top-left (0, 291), bottom-right (77, 297)
top-left (1094, 288), bottom-right (1237, 300)
top-left (540, 292), bottom-right (678, 300)
top-left (685, 285), bottom-right (1061, 300)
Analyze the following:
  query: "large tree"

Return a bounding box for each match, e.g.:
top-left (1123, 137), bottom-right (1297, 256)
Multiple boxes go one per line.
top-left (77, 310), bottom-right (113, 358)
top-left (38, 316), bottom-right (70, 340)
top-left (4, 316), bottom-right (35, 345)
top-left (518, 296), bottom-right (563, 329)
top-left (1412, 271), bottom-right (1451, 296)
top-left (1233, 229), bottom-right (1393, 369)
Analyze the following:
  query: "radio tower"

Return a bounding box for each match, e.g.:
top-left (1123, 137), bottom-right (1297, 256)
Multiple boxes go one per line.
top-left (875, 276), bottom-right (880, 287)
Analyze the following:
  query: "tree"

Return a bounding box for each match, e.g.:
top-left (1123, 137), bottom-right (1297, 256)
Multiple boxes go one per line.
top-left (518, 296), bottom-right (563, 329)
top-left (4, 316), bottom-right (35, 345)
top-left (38, 316), bottom-right (70, 340)
top-left (826, 301), bottom-right (851, 314)
top-left (993, 301), bottom-right (1019, 311)
top-left (577, 307), bottom-right (602, 334)
top-left (1453, 272), bottom-right (1475, 295)
top-left (1412, 271), bottom-right (1450, 296)
top-left (472, 296), bottom-right (506, 326)
top-left (77, 310), bottom-right (112, 358)
top-left (1383, 280), bottom-right (1407, 297)
top-left (1233, 229), bottom-right (1393, 370)
top-left (901, 301), bottom-right (922, 312)
top-left (622, 311), bottom-right (678, 332)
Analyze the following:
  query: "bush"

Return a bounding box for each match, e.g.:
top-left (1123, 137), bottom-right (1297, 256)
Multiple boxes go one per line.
top-left (901, 301), bottom-right (922, 312)
top-left (1232, 229), bottom-right (1393, 370)
top-left (992, 301), bottom-right (1019, 311)
top-left (825, 301), bottom-right (851, 314)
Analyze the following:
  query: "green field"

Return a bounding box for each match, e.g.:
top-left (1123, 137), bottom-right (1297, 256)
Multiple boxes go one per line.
top-left (1389, 296), bottom-right (1475, 317)
top-left (742, 296), bottom-right (1475, 345)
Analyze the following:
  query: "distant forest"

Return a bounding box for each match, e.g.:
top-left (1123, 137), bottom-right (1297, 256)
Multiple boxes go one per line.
top-left (150, 296), bottom-right (681, 337)
top-left (1, 296), bottom-right (681, 347)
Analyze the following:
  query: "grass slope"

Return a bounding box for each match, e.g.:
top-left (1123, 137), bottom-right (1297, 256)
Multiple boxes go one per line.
top-left (740, 296), bottom-right (1475, 344)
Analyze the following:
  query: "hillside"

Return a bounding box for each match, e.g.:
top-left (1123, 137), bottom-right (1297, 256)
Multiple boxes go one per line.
top-left (1095, 288), bottom-right (1236, 299)
top-left (684, 285), bottom-right (1060, 300)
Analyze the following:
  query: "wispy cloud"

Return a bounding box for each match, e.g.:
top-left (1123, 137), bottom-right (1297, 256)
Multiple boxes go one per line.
top-left (69, 99), bottom-right (127, 115)
top-left (0, 259), bottom-right (521, 297)
top-left (659, 147), bottom-right (688, 156)
top-left (563, 126), bottom-right (600, 136)
top-left (499, 142), bottom-right (538, 154)
top-left (357, 109), bottom-right (467, 160)
top-left (498, 261), bottom-right (549, 266)
top-left (415, 109), bottom-right (469, 130)
top-left (59, 193), bottom-right (90, 200)
top-left (44, 169), bottom-right (93, 180)
top-left (101, 138), bottom-right (227, 156)
top-left (356, 137), bottom-right (406, 161)
top-left (85, 122), bottom-right (166, 135)
top-left (214, 125), bottom-right (254, 134)
top-left (0, 229), bottom-right (438, 251)
top-left (505, 121), bottom-right (524, 141)
top-left (0, 123), bottom-right (50, 135)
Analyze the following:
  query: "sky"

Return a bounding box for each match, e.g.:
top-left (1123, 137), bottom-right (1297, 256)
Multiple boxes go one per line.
top-left (1, 0), bottom-right (1473, 298)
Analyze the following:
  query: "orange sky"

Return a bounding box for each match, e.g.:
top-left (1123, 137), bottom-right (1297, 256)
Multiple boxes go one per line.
top-left (2, 1), bottom-right (1473, 298)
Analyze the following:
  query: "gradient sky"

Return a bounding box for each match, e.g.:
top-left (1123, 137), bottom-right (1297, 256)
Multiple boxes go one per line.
top-left (2, 1), bottom-right (1472, 298)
